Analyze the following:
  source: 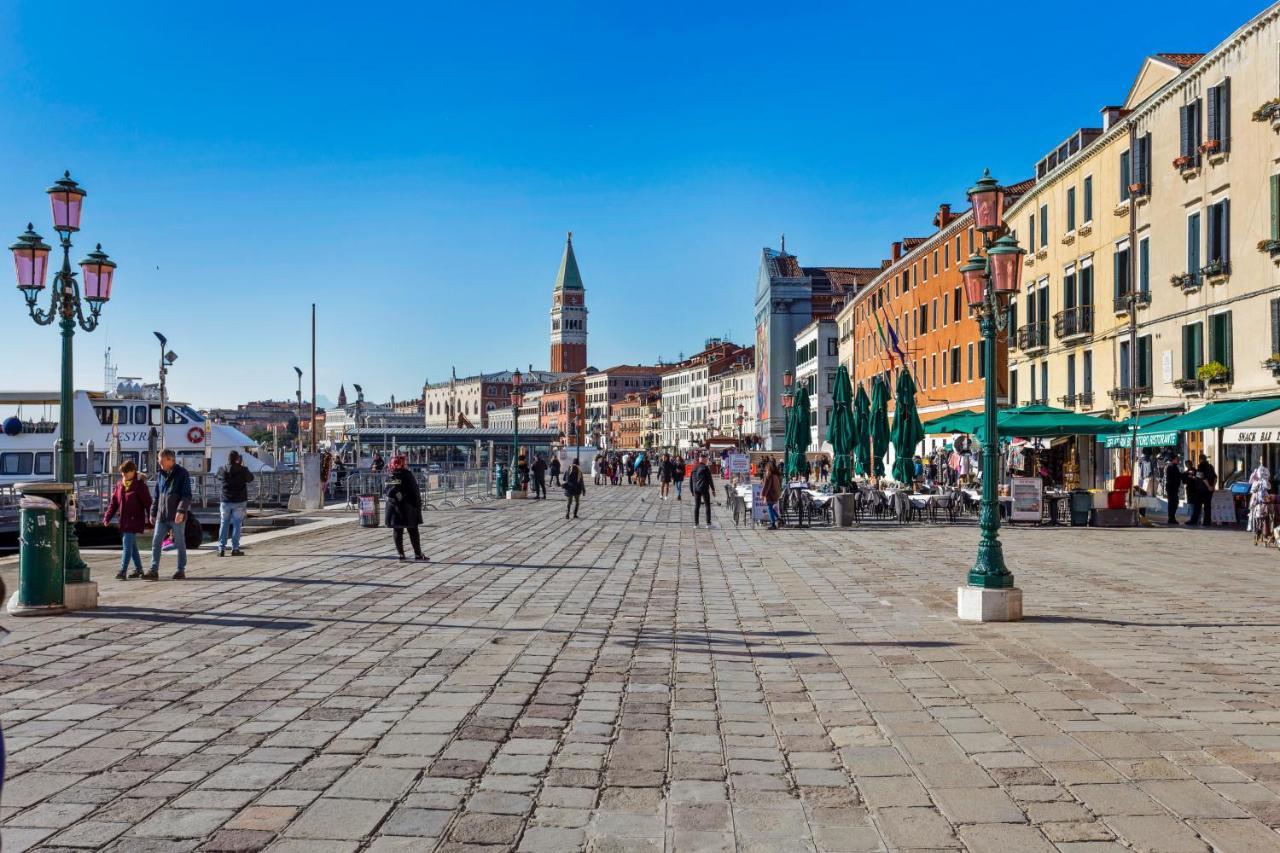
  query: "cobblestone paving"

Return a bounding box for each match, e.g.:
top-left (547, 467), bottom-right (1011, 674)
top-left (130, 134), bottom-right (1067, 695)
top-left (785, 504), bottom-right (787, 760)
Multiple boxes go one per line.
top-left (3, 487), bottom-right (1280, 851)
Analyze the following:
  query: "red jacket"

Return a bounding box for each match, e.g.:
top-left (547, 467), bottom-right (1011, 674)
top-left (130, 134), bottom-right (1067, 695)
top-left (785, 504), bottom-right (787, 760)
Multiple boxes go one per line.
top-left (103, 477), bottom-right (153, 534)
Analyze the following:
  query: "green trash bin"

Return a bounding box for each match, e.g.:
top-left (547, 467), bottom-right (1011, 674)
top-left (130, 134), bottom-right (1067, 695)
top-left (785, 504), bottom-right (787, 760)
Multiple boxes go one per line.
top-left (1069, 489), bottom-right (1093, 527)
top-left (495, 464), bottom-right (509, 497)
top-left (15, 488), bottom-right (67, 613)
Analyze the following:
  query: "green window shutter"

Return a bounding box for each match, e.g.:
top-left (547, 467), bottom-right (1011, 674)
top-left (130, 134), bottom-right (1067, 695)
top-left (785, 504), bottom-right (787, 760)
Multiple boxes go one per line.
top-left (1271, 175), bottom-right (1280, 241)
top-left (1224, 311), bottom-right (1233, 371)
top-left (1182, 326), bottom-right (1193, 379)
top-left (1271, 298), bottom-right (1280, 357)
top-left (1113, 251), bottom-right (1121, 300)
top-left (1139, 239), bottom-right (1149, 293)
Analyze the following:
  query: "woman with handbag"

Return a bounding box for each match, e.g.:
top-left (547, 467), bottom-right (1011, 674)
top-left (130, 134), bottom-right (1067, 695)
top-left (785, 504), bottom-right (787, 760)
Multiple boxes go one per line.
top-left (384, 455), bottom-right (428, 561)
top-left (563, 457), bottom-right (585, 519)
top-left (102, 459), bottom-right (153, 579)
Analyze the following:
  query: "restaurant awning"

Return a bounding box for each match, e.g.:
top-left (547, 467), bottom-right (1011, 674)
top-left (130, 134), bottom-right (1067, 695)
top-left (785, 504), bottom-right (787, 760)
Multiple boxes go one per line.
top-left (977, 404), bottom-right (1125, 440)
top-left (920, 409), bottom-right (981, 434)
top-left (1223, 408), bottom-right (1280, 444)
top-left (1100, 414), bottom-right (1181, 448)
top-left (1152, 397), bottom-right (1280, 436)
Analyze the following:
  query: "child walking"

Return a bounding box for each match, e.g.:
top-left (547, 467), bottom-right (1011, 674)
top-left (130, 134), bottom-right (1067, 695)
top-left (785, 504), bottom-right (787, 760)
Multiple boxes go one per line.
top-left (102, 460), bottom-right (153, 580)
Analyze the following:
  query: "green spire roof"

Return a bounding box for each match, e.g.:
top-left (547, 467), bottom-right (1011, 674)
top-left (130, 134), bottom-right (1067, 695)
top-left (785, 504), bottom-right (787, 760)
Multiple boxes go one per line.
top-left (554, 231), bottom-right (584, 291)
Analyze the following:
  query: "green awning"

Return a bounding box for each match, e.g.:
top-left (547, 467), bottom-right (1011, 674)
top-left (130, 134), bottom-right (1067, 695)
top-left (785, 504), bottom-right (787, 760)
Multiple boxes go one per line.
top-left (921, 409), bottom-right (981, 434)
top-left (977, 404), bottom-right (1125, 440)
top-left (1101, 414), bottom-right (1181, 448)
top-left (1151, 397), bottom-right (1280, 433)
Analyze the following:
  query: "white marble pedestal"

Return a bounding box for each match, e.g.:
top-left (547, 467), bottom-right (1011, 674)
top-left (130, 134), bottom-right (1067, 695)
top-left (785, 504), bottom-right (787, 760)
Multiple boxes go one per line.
top-left (957, 585), bottom-right (1022, 622)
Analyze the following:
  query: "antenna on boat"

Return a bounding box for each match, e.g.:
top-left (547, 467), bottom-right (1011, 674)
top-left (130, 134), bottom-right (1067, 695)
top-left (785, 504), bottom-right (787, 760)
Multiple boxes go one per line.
top-left (104, 347), bottom-right (117, 394)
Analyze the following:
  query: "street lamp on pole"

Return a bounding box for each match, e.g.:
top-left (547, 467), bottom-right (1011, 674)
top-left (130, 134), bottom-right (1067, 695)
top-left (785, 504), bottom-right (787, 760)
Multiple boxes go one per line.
top-left (957, 169), bottom-right (1027, 622)
top-left (9, 172), bottom-right (118, 614)
top-left (509, 370), bottom-right (524, 497)
top-left (293, 366), bottom-right (303, 453)
top-left (153, 332), bottom-right (177, 452)
top-left (353, 383), bottom-right (364, 470)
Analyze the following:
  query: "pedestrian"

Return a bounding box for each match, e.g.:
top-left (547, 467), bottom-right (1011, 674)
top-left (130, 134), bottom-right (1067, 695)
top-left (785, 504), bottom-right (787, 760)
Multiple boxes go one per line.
top-left (148, 449), bottom-right (192, 580)
top-left (1137, 449), bottom-right (1155, 497)
top-left (549, 454), bottom-right (562, 486)
top-left (690, 452), bottom-right (716, 527)
top-left (384, 455), bottom-right (427, 561)
top-left (658, 452), bottom-right (673, 500)
top-left (564, 456), bottom-right (585, 519)
top-left (1183, 461), bottom-right (1208, 526)
top-left (592, 453), bottom-right (602, 486)
top-left (216, 450), bottom-right (255, 557)
top-left (1249, 463), bottom-right (1272, 533)
top-left (760, 458), bottom-right (782, 530)
top-left (1197, 453), bottom-right (1218, 491)
top-left (531, 453), bottom-right (548, 500)
top-left (672, 454), bottom-right (685, 500)
top-left (371, 451), bottom-right (385, 473)
top-left (623, 452), bottom-right (633, 484)
top-left (102, 459), bottom-right (152, 580)
top-left (1164, 453), bottom-right (1183, 525)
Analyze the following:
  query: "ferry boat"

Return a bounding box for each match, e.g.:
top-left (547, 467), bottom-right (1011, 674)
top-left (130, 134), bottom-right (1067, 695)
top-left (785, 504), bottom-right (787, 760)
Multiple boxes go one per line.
top-left (0, 383), bottom-right (271, 486)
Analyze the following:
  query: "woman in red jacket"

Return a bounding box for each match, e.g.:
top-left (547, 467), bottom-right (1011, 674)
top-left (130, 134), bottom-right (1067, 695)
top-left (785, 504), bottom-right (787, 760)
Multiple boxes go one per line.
top-left (102, 460), bottom-right (153, 580)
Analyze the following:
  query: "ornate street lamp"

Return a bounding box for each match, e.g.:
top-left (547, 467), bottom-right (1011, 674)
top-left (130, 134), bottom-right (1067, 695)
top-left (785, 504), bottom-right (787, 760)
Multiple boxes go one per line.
top-left (956, 171), bottom-right (1027, 622)
top-left (509, 370), bottom-right (524, 497)
top-left (9, 172), bottom-right (118, 615)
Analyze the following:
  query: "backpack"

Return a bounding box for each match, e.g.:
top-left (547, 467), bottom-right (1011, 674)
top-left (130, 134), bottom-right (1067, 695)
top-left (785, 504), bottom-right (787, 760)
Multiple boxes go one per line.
top-left (564, 467), bottom-right (584, 496)
top-left (691, 464), bottom-right (712, 493)
top-left (184, 512), bottom-right (204, 549)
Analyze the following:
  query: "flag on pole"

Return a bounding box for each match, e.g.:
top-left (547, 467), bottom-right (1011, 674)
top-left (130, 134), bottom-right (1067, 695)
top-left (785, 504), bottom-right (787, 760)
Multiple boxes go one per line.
top-left (881, 307), bottom-right (909, 368)
top-left (872, 310), bottom-right (896, 369)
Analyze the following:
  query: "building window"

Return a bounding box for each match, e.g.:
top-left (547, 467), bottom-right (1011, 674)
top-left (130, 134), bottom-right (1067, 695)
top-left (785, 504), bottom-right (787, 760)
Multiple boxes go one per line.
top-left (1039, 203), bottom-right (1048, 247)
top-left (1207, 78), bottom-right (1231, 151)
top-left (1066, 186), bottom-right (1076, 232)
top-left (1188, 211), bottom-right (1201, 277)
top-left (932, 299), bottom-right (938, 329)
top-left (1207, 198), bottom-right (1230, 269)
top-left (1273, 299), bottom-right (1280, 357)
top-left (827, 338), bottom-right (838, 357)
top-left (1139, 237), bottom-right (1150, 294)
top-left (1182, 321), bottom-right (1204, 379)
top-left (941, 351), bottom-right (947, 386)
top-left (1271, 175), bottom-right (1280, 243)
top-left (1137, 335), bottom-right (1152, 388)
top-left (944, 243), bottom-right (950, 269)
top-left (1029, 213), bottom-right (1036, 252)
top-left (1119, 149), bottom-right (1131, 202)
top-left (1209, 311), bottom-right (1233, 372)
top-left (1009, 369), bottom-right (1018, 406)
top-left (1082, 350), bottom-right (1092, 395)
top-left (1083, 176), bottom-right (1093, 223)
top-left (1066, 353), bottom-right (1076, 398)
top-left (953, 287), bottom-right (962, 322)
top-left (1040, 362), bottom-right (1048, 402)
top-left (1113, 242), bottom-right (1131, 299)
top-left (942, 293), bottom-right (949, 327)
top-left (1132, 133), bottom-right (1151, 195)
top-left (1180, 99), bottom-right (1203, 165)
top-left (950, 347), bottom-right (961, 384)
top-left (931, 354), bottom-right (938, 389)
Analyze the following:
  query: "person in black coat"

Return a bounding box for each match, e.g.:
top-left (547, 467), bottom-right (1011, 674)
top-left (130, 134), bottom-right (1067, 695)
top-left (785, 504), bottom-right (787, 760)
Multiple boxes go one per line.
top-left (384, 455), bottom-right (428, 561)
top-left (549, 455), bottom-right (562, 486)
top-left (1164, 454), bottom-right (1183, 525)
top-left (563, 457), bottom-right (585, 519)
top-left (531, 454), bottom-right (548, 500)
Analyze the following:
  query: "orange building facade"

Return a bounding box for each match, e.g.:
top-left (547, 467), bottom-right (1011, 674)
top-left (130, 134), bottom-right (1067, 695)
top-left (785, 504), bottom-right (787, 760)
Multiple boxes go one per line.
top-left (836, 195), bottom-right (1027, 434)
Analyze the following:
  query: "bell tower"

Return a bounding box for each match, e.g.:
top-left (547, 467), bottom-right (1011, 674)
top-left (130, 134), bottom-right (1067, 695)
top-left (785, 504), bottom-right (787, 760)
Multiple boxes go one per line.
top-left (550, 231), bottom-right (587, 373)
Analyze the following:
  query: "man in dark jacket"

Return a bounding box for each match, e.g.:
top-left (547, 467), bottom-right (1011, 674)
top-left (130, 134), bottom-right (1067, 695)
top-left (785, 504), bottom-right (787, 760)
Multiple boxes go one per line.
top-left (690, 453), bottom-right (716, 527)
top-left (531, 454), bottom-right (548, 500)
top-left (563, 458), bottom-right (585, 519)
top-left (549, 455), bottom-right (561, 486)
top-left (149, 449), bottom-right (193, 579)
top-left (217, 450), bottom-right (255, 556)
top-left (1184, 461), bottom-right (1209, 526)
top-left (1165, 454), bottom-right (1183, 525)
top-left (1197, 454), bottom-right (1218, 490)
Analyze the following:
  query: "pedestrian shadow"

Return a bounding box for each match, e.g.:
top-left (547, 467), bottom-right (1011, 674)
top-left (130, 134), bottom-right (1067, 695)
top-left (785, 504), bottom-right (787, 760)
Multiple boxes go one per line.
top-left (1022, 614), bottom-right (1280, 629)
top-left (63, 606), bottom-right (312, 630)
top-left (613, 630), bottom-right (960, 658)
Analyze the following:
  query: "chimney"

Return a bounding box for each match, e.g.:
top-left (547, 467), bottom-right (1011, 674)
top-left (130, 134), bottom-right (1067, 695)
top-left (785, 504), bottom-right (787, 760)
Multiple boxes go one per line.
top-left (1100, 105), bottom-right (1124, 130)
top-left (891, 241), bottom-right (903, 262)
top-left (934, 203), bottom-right (955, 229)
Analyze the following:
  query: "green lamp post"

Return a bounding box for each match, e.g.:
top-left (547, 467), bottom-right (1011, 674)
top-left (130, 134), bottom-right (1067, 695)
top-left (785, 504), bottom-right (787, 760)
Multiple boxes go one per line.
top-left (957, 170), bottom-right (1026, 621)
top-left (509, 369), bottom-right (524, 497)
top-left (9, 172), bottom-right (118, 615)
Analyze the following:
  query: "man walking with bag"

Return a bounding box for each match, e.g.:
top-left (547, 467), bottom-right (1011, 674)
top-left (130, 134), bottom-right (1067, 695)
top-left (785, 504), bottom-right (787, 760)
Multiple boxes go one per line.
top-left (690, 453), bottom-right (716, 527)
top-left (149, 449), bottom-right (193, 579)
top-left (564, 457), bottom-right (585, 519)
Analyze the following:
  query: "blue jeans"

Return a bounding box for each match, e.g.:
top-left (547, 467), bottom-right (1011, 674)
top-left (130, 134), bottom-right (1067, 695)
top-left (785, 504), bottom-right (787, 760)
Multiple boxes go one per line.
top-left (675, 481), bottom-right (683, 498)
top-left (150, 518), bottom-right (187, 573)
top-left (119, 532), bottom-right (142, 573)
top-left (767, 503), bottom-right (779, 526)
top-left (219, 502), bottom-right (248, 551)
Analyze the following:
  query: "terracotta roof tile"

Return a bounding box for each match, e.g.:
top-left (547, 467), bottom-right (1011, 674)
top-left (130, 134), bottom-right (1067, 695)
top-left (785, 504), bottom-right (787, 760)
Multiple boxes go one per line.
top-left (1155, 52), bottom-right (1205, 69)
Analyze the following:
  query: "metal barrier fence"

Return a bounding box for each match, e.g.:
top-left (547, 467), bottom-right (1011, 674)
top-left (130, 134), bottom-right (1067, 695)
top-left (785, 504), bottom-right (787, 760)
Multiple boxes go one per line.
top-left (341, 467), bottom-right (495, 511)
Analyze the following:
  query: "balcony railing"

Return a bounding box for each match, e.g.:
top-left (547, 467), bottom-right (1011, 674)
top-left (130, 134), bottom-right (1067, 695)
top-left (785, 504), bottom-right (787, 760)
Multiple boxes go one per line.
top-left (1016, 322), bottom-right (1049, 351)
top-left (1053, 305), bottom-right (1093, 340)
top-left (1109, 386), bottom-right (1152, 405)
top-left (1058, 391), bottom-right (1095, 409)
top-left (1173, 377), bottom-right (1204, 394)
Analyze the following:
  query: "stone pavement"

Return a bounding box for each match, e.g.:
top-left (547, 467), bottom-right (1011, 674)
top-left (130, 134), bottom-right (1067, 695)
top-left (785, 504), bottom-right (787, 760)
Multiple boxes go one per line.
top-left (3, 485), bottom-right (1280, 852)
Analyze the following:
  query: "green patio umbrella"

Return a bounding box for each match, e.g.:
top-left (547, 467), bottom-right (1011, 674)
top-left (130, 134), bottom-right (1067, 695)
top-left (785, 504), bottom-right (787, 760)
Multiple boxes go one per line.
top-left (788, 385), bottom-right (812, 479)
top-left (890, 369), bottom-right (925, 484)
top-left (869, 374), bottom-right (890, 479)
top-left (826, 366), bottom-right (855, 489)
top-left (852, 382), bottom-right (871, 477)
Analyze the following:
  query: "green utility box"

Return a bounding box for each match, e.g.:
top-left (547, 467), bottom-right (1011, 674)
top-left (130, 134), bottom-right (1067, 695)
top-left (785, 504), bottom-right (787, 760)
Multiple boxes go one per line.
top-left (13, 481), bottom-right (73, 614)
top-left (495, 464), bottom-right (509, 497)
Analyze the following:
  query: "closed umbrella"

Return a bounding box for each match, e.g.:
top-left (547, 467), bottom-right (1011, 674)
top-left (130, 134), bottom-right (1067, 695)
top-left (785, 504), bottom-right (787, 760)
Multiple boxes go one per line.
top-left (869, 375), bottom-right (890, 479)
top-left (890, 369), bottom-right (925, 484)
top-left (791, 385), bottom-right (812, 479)
top-left (826, 366), bottom-right (855, 489)
top-left (853, 382), bottom-right (871, 477)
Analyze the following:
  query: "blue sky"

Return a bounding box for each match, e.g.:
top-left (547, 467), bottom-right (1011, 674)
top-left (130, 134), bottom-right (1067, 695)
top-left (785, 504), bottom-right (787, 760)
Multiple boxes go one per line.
top-left (0, 1), bottom-right (1266, 408)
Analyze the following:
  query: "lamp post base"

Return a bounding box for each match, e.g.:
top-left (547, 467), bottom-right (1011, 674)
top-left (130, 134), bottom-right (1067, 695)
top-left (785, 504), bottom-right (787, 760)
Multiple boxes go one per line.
top-left (957, 585), bottom-right (1022, 622)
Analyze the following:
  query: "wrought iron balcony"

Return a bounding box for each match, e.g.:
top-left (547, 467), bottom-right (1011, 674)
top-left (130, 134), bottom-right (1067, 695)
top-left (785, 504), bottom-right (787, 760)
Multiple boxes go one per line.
top-left (1016, 322), bottom-right (1049, 352)
top-left (1173, 377), bottom-right (1204, 394)
top-left (1170, 272), bottom-right (1200, 292)
top-left (1109, 386), bottom-right (1152, 405)
top-left (1058, 391), bottom-right (1095, 409)
top-left (1053, 305), bottom-right (1093, 340)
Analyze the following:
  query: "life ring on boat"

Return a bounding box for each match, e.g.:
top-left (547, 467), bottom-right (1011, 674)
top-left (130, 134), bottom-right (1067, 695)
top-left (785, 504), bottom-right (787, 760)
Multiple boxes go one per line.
top-left (187, 426), bottom-right (205, 444)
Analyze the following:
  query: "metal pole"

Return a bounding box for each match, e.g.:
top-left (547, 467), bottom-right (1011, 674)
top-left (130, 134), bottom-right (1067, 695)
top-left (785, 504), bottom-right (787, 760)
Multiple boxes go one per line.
top-left (969, 259), bottom-right (1012, 588)
top-left (157, 336), bottom-right (167, 451)
top-left (57, 238), bottom-right (88, 580)
top-left (310, 303), bottom-right (317, 453)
